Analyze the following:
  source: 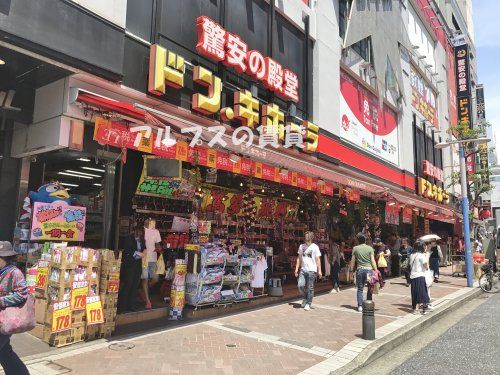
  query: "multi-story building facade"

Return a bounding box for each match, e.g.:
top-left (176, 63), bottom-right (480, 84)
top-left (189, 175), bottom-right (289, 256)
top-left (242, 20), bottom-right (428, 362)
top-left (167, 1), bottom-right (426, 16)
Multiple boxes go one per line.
top-left (0, 0), bottom-right (480, 245)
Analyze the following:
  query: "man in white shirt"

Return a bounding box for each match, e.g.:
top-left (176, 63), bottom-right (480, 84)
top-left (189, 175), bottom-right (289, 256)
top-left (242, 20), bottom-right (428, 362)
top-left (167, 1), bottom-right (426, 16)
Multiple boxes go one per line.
top-left (294, 231), bottom-right (322, 311)
top-left (141, 219), bottom-right (162, 309)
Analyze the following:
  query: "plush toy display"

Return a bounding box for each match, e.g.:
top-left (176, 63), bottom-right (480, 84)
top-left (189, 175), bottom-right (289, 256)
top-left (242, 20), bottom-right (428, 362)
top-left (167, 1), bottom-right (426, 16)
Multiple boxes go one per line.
top-left (29, 182), bottom-right (78, 205)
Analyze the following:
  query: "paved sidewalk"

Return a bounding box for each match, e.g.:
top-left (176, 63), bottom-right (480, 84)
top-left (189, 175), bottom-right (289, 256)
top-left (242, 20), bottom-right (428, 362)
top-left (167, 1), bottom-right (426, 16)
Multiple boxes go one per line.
top-left (5, 270), bottom-right (473, 375)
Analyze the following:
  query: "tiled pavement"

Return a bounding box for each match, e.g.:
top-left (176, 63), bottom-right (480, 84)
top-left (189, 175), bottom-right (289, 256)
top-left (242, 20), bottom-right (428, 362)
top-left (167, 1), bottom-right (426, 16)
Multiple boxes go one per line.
top-left (5, 269), bottom-right (470, 375)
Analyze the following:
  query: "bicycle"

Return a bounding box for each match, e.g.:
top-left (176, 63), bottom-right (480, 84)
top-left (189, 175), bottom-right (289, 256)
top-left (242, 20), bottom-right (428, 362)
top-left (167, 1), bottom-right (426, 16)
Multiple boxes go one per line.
top-left (478, 262), bottom-right (500, 293)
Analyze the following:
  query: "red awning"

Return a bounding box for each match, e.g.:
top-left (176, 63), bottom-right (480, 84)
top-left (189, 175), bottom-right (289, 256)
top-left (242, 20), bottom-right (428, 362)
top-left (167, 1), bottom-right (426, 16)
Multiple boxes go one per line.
top-left (76, 91), bottom-right (146, 121)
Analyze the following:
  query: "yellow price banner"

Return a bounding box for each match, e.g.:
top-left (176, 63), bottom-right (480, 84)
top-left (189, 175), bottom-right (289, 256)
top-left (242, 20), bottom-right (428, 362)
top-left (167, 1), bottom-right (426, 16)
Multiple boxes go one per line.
top-left (86, 296), bottom-right (104, 325)
top-left (35, 261), bottom-right (49, 290)
top-left (51, 301), bottom-right (72, 333)
top-left (70, 281), bottom-right (89, 311)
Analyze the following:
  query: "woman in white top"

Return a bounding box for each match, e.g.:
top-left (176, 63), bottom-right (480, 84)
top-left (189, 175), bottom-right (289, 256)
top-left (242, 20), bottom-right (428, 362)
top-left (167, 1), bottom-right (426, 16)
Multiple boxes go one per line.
top-left (409, 240), bottom-right (431, 315)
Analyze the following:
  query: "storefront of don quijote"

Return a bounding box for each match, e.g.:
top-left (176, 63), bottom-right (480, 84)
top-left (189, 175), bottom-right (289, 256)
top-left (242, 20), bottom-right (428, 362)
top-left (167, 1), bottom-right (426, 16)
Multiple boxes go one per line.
top-left (0, 0), bottom-right (458, 347)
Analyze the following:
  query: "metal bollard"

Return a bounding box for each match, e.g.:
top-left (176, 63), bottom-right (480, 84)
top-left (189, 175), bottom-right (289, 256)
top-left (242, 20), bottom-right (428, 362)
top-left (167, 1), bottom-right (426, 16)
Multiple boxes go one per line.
top-left (362, 300), bottom-right (375, 340)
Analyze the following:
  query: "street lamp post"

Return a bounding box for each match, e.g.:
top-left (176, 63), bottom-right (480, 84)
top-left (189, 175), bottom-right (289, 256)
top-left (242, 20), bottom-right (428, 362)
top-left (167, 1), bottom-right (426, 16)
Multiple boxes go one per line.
top-left (435, 137), bottom-right (490, 288)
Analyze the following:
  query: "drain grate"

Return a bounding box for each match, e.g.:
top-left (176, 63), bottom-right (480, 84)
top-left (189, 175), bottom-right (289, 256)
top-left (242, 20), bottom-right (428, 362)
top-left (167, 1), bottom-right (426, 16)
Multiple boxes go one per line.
top-left (226, 343), bottom-right (237, 348)
top-left (108, 342), bottom-right (135, 351)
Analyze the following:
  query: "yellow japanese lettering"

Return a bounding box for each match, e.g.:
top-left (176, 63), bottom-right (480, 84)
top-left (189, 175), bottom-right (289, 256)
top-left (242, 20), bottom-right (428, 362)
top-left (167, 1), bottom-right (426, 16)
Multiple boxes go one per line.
top-left (192, 66), bottom-right (222, 115)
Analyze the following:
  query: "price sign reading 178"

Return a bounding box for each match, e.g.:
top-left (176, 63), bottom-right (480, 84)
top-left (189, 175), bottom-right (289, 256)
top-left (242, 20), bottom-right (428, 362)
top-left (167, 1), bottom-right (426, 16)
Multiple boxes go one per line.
top-left (71, 281), bottom-right (89, 311)
top-left (51, 301), bottom-right (72, 333)
top-left (86, 296), bottom-right (105, 325)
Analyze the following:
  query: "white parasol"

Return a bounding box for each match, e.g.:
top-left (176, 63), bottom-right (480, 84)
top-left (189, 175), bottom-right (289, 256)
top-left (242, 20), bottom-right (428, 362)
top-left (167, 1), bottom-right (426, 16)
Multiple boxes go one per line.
top-left (419, 234), bottom-right (441, 242)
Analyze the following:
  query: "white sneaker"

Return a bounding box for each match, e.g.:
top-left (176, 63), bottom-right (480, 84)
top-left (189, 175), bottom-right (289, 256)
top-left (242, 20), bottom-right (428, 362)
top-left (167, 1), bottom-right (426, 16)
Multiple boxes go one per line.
top-left (336, 287), bottom-right (340, 292)
top-left (304, 304), bottom-right (311, 311)
top-left (413, 309), bottom-right (421, 315)
top-left (357, 306), bottom-right (363, 312)
top-left (301, 301), bottom-right (307, 308)
top-left (330, 289), bottom-right (337, 294)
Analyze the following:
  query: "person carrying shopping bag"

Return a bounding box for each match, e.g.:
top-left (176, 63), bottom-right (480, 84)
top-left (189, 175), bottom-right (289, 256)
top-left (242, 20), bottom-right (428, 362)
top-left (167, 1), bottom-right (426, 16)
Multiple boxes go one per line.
top-left (0, 241), bottom-right (31, 375)
top-left (295, 231), bottom-right (322, 311)
top-left (409, 240), bottom-right (431, 315)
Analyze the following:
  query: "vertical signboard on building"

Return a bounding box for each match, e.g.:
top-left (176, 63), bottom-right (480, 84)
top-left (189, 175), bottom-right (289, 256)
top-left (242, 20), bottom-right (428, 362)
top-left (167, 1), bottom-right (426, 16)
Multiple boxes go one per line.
top-left (410, 65), bottom-right (438, 127)
top-left (454, 43), bottom-right (472, 128)
top-left (476, 85), bottom-right (488, 171)
top-left (454, 43), bottom-right (473, 174)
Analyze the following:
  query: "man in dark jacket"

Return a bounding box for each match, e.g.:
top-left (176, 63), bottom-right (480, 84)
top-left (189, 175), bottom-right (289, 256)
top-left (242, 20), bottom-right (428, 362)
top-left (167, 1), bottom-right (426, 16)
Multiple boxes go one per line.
top-left (399, 237), bottom-right (413, 286)
top-left (118, 228), bottom-right (145, 313)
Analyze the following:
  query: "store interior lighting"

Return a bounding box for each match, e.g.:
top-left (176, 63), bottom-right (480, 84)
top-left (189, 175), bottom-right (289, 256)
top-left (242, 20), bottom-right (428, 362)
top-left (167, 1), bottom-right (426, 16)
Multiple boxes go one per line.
top-left (61, 183), bottom-right (79, 187)
top-left (58, 171), bottom-right (93, 179)
top-left (93, 183), bottom-right (102, 187)
top-left (82, 166), bottom-right (105, 173)
top-left (387, 201), bottom-right (396, 206)
top-left (0, 59), bottom-right (5, 65)
top-left (66, 169), bottom-right (101, 178)
top-left (77, 158), bottom-right (91, 162)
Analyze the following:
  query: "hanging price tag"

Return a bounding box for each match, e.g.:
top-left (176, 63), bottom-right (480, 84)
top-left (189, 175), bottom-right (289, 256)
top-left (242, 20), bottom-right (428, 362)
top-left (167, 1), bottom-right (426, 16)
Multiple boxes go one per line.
top-left (35, 261), bottom-right (49, 290)
top-left (71, 281), bottom-right (89, 311)
top-left (51, 301), bottom-right (72, 333)
top-left (86, 296), bottom-right (104, 325)
top-left (106, 273), bottom-right (120, 293)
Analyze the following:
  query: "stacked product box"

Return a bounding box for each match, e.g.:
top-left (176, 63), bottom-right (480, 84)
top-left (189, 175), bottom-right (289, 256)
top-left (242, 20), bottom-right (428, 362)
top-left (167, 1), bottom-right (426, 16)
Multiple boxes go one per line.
top-left (96, 249), bottom-right (121, 338)
top-left (31, 246), bottom-right (120, 346)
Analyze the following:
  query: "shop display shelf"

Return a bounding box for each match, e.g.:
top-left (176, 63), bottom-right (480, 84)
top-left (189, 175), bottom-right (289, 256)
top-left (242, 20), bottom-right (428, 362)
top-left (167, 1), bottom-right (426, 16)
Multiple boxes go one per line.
top-left (134, 209), bottom-right (191, 217)
top-left (135, 192), bottom-right (195, 201)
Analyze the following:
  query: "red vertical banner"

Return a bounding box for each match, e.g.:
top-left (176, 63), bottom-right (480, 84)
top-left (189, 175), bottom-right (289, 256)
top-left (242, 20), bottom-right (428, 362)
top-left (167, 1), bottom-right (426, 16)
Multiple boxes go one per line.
top-left (466, 154), bottom-right (475, 174)
top-left (240, 158), bottom-right (253, 176)
top-left (296, 174), bottom-right (307, 189)
top-left (261, 164), bottom-right (276, 181)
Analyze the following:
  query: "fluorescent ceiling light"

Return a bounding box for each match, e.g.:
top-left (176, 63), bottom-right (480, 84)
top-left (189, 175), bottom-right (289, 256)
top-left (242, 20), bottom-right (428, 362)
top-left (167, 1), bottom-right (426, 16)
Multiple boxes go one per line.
top-left (58, 172), bottom-right (93, 179)
top-left (61, 183), bottom-right (79, 187)
top-left (0, 59), bottom-right (5, 65)
top-left (387, 201), bottom-right (396, 206)
top-left (82, 166), bottom-right (105, 173)
top-left (66, 169), bottom-right (101, 178)
top-left (77, 158), bottom-right (91, 162)
top-left (93, 183), bottom-right (102, 187)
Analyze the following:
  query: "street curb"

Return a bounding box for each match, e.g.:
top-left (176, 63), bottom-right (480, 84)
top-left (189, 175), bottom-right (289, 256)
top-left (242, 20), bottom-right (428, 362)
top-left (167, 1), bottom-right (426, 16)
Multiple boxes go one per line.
top-left (330, 286), bottom-right (484, 375)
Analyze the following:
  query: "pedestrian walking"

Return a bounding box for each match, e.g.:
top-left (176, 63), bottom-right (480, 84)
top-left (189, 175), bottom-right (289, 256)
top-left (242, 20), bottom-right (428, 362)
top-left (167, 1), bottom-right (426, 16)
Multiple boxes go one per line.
top-left (118, 228), bottom-right (145, 313)
top-left (295, 231), bottom-right (322, 311)
top-left (428, 240), bottom-right (443, 283)
top-left (0, 241), bottom-right (30, 375)
top-left (390, 233), bottom-right (402, 277)
top-left (374, 238), bottom-right (390, 281)
top-left (410, 240), bottom-right (431, 315)
top-left (350, 233), bottom-right (378, 312)
top-left (328, 239), bottom-right (344, 293)
top-left (399, 237), bottom-right (413, 286)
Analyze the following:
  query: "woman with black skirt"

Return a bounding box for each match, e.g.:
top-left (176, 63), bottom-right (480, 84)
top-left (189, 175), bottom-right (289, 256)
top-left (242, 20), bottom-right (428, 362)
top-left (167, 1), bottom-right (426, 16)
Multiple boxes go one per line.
top-left (409, 240), bottom-right (431, 315)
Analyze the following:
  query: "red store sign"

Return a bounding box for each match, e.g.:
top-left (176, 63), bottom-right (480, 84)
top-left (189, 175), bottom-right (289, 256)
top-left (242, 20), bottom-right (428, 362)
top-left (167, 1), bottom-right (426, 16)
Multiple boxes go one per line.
top-left (422, 160), bottom-right (443, 183)
top-left (196, 16), bottom-right (299, 103)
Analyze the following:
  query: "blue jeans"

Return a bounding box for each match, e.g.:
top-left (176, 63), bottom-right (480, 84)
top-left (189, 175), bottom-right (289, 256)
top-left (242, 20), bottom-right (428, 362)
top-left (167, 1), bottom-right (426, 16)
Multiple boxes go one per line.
top-left (356, 269), bottom-right (373, 308)
top-left (298, 270), bottom-right (316, 305)
top-left (0, 334), bottom-right (29, 375)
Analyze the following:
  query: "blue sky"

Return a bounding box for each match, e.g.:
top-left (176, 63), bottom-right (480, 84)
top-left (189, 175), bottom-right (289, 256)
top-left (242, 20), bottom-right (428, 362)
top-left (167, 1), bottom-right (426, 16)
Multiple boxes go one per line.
top-left (473, 1), bottom-right (500, 158)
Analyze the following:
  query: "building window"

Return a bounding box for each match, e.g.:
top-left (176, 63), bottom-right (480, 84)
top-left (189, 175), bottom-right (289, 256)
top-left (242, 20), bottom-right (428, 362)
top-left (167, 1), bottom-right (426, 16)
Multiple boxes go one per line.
top-left (339, 0), bottom-right (352, 40)
top-left (352, 37), bottom-right (372, 63)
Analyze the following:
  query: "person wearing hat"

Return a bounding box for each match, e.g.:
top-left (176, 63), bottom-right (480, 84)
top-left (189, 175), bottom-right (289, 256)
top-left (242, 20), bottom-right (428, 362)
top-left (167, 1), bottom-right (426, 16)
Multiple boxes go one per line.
top-left (0, 241), bottom-right (29, 375)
